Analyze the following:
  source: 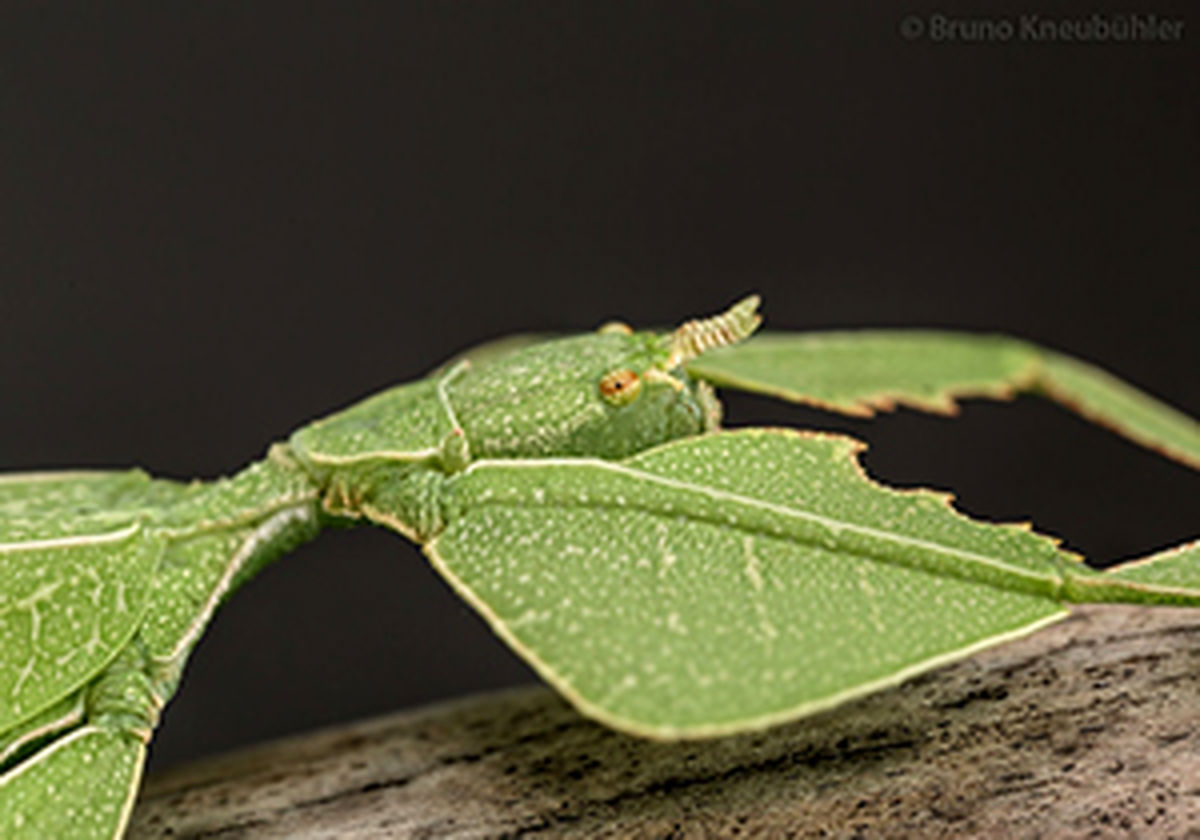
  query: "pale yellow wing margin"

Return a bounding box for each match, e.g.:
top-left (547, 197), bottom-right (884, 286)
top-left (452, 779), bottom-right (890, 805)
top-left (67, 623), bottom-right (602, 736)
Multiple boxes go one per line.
top-left (685, 331), bottom-right (1200, 469)
top-left (422, 430), bottom-right (1072, 739)
top-left (0, 726), bottom-right (145, 840)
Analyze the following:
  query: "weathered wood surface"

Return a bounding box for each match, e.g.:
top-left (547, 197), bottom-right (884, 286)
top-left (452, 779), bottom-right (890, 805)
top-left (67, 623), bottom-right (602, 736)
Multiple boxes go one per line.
top-left (130, 604), bottom-right (1199, 838)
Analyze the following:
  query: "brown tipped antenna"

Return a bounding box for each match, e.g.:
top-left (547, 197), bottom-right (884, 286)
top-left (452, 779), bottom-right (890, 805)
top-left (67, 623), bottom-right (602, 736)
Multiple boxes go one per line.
top-left (666, 295), bottom-right (763, 368)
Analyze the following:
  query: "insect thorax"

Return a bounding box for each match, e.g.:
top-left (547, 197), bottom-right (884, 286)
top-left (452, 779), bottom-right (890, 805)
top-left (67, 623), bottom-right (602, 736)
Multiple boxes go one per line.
top-left (319, 461), bottom-right (449, 542)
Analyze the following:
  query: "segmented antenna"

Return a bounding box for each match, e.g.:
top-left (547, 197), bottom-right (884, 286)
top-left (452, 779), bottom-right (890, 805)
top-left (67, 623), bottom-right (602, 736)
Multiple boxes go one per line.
top-left (666, 295), bottom-right (762, 368)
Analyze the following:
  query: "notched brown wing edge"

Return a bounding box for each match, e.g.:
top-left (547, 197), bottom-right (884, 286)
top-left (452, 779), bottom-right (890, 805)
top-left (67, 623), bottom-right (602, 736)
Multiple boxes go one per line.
top-left (418, 428), bottom-right (1078, 739)
top-left (692, 357), bottom-right (1041, 419)
top-left (755, 427), bottom-right (1086, 568)
top-left (1031, 376), bottom-right (1200, 471)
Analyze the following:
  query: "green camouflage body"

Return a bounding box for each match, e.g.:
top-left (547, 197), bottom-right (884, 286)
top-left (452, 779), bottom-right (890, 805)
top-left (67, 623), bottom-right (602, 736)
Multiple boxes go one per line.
top-left (3, 296), bottom-right (1198, 840)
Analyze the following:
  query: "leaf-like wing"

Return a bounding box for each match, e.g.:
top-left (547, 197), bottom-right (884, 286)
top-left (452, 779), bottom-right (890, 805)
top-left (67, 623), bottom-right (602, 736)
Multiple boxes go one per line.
top-left (685, 331), bottom-right (1040, 415)
top-left (0, 471), bottom-right (175, 737)
top-left (425, 430), bottom-right (1072, 737)
top-left (686, 331), bottom-right (1200, 468)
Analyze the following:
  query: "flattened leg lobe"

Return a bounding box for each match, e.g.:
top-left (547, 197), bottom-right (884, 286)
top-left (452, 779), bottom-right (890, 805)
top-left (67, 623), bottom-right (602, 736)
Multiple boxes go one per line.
top-left (0, 726), bottom-right (145, 840)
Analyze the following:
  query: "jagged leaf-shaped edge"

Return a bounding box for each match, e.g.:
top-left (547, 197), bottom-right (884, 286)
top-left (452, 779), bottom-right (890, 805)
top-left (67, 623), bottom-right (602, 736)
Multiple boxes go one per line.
top-left (686, 331), bottom-right (1200, 469)
top-left (684, 331), bottom-right (1039, 416)
top-left (422, 429), bottom-right (1076, 737)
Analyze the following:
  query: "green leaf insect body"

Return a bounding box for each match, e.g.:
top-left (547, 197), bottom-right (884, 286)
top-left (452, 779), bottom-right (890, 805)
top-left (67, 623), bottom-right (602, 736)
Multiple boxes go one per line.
top-left (2, 296), bottom-right (1198, 839)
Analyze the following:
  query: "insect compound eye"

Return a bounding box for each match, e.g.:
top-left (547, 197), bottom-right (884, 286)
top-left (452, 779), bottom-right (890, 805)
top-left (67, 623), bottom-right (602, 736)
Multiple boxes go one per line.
top-left (598, 368), bottom-right (643, 406)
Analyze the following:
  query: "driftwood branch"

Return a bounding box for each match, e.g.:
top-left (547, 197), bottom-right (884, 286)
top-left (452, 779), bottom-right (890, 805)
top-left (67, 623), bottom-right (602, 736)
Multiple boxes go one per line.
top-left (130, 605), bottom-right (1200, 838)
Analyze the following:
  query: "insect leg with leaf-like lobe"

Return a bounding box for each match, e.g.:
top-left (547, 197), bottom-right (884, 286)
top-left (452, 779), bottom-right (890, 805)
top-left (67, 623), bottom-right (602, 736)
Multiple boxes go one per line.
top-left (0, 453), bottom-right (323, 840)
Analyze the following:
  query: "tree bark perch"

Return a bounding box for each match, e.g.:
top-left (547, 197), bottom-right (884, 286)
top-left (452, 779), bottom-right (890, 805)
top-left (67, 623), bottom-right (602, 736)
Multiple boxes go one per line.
top-left (129, 604), bottom-right (1200, 838)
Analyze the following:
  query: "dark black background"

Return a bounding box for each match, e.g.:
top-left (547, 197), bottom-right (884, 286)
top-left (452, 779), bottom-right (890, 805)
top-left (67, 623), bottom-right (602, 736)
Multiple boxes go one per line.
top-left (1, 2), bottom-right (1195, 771)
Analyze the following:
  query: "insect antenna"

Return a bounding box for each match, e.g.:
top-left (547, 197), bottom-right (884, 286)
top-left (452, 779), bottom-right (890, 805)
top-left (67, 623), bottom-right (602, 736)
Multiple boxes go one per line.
top-left (666, 294), bottom-right (763, 368)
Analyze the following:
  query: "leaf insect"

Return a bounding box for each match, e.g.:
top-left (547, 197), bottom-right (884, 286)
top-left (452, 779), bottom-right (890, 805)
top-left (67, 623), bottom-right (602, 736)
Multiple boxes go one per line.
top-left (1, 296), bottom-right (1197, 838)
